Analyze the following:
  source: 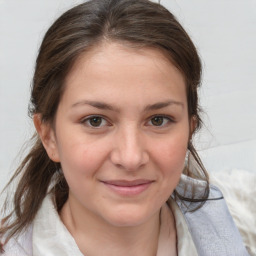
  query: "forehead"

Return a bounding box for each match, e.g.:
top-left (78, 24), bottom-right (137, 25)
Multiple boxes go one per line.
top-left (68, 42), bottom-right (184, 80)
top-left (61, 42), bottom-right (187, 108)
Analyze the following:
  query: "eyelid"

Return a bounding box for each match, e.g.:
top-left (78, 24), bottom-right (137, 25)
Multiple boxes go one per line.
top-left (146, 114), bottom-right (175, 127)
top-left (80, 114), bottom-right (175, 129)
top-left (80, 115), bottom-right (111, 128)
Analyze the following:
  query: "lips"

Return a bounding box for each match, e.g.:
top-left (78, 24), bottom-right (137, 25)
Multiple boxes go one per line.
top-left (101, 179), bottom-right (154, 196)
top-left (102, 179), bottom-right (153, 186)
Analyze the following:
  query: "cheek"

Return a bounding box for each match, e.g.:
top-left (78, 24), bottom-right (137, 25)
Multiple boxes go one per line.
top-left (57, 136), bottom-right (109, 179)
top-left (146, 138), bottom-right (187, 207)
top-left (151, 133), bottom-right (188, 193)
top-left (58, 142), bottom-right (105, 199)
top-left (154, 135), bottom-right (188, 168)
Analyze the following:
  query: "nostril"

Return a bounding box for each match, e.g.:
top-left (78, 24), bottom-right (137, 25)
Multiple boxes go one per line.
top-left (115, 163), bottom-right (123, 169)
top-left (109, 130), bottom-right (149, 170)
top-left (110, 147), bottom-right (149, 171)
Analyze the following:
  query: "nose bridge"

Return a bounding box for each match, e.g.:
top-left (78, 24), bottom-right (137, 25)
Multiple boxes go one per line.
top-left (111, 123), bottom-right (148, 170)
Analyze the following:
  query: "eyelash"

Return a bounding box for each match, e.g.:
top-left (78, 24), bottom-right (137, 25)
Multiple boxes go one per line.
top-left (80, 115), bottom-right (110, 128)
top-left (146, 115), bottom-right (174, 127)
top-left (80, 114), bottom-right (174, 129)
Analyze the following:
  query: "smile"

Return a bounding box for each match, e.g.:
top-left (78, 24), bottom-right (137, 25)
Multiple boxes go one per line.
top-left (101, 179), bottom-right (154, 196)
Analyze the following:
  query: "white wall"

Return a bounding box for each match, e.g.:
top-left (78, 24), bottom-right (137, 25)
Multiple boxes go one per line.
top-left (1, 0), bottom-right (255, 190)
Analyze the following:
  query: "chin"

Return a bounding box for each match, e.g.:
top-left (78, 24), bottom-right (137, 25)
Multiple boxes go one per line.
top-left (102, 206), bottom-right (158, 228)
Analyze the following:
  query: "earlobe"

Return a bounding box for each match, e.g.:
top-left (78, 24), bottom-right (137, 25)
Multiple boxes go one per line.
top-left (33, 114), bottom-right (60, 162)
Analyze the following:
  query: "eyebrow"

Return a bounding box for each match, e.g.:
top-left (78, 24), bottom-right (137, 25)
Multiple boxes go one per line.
top-left (144, 100), bottom-right (184, 111)
top-left (71, 100), bottom-right (119, 112)
top-left (71, 99), bottom-right (184, 112)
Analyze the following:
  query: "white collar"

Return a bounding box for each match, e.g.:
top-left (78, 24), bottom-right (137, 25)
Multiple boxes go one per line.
top-left (32, 195), bottom-right (197, 256)
top-left (168, 199), bottom-right (198, 256)
top-left (33, 195), bottom-right (83, 256)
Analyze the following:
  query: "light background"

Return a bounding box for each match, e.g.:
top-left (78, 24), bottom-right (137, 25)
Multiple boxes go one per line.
top-left (0, 0), bottom-right (256, 190)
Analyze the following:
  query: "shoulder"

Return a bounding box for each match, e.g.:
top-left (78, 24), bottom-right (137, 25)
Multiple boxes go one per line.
top-left (210, 169), bottom-right (256, 256)
top-left (1, 225), bottom-right (33, 256)
top-left (174, 173), bottom-right (252, 255)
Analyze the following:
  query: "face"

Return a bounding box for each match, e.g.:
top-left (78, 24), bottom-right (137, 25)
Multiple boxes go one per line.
top-left (39, 42), bottom-right (191, 227)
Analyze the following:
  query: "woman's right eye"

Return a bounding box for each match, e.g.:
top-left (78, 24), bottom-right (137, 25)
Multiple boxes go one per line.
top-left (81, 116), bottom-right (109, 128)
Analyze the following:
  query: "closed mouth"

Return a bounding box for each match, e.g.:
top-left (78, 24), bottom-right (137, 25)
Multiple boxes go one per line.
top-left (101, 179), bottom-right (154, 187)
top-left (100, 179), bottom-right (154, 196)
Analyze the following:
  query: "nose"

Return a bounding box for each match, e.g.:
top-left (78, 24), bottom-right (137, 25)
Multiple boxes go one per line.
top-left (110, 126), bottom-right (149, 171)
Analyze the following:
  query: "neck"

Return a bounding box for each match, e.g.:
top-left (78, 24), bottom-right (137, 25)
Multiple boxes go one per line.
top-left (60, 196), bottom-right (161, 256)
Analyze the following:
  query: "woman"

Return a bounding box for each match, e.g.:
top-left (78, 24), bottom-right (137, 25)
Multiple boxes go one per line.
top-left (0, 0), bottom-right (250, 255)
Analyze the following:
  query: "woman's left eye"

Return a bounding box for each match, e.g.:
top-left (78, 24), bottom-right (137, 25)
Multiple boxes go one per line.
top-left (81, 116), bottom-right (109, 128)
top-left (147, 116), bottom-right (173, 127)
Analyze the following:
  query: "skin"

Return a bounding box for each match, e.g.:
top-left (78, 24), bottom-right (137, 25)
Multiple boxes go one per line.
top-left (35, 42), bottom-right (193, 256)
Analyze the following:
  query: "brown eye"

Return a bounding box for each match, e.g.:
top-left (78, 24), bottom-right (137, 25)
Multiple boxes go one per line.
top-left (89, 117), bottom-right (103, 127)
top-left (148, 115), bottom-right (172, 127)
top-left (82, 116), bottom-right (108, 128)
top-left (151, 116), bottom-right (164, 126)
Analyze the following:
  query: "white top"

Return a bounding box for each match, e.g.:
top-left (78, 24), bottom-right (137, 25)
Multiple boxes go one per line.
top-left (36, 196), bottom-right (200, 256)
top-left (2, 169), bottom-right (255, 256)
top-left (2, 195), bottom-right (198, 256)
top-left (32, 195), bottom-right (198, 256)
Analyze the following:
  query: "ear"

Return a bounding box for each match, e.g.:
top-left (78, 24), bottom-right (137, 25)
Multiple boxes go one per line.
top-left (189, 115), bottom-right (198, 140)
top-left (33, 114), bottom-right (60, 162)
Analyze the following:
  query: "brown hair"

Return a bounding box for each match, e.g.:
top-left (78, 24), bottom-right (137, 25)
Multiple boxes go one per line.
top-left (0, 0), bottom-right (208, 251)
